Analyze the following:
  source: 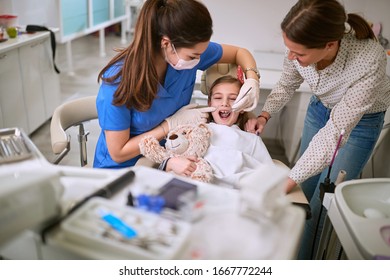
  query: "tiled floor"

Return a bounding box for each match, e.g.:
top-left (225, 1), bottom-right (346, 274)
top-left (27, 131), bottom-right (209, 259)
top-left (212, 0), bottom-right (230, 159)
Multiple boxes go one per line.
top-left (30, 33), bottom-right (289, 167)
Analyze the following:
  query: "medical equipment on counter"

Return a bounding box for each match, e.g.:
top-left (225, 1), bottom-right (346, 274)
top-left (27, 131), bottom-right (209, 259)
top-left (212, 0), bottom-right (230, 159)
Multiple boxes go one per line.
top-left (40, 169), bottom-right (135, 242)
top-left (187, 162), bottom-right (304, 260)
top-left (59, 197), bottom-right (191, 259)
top-left (0, 170), bottom-right (63, 246)
top-left (0, 128), bottom-right (33, 164)
top-left (327, 178), bottom-right (390, 259)
top-left (238, 164), bottom-right (290, 223)
top-left (181, 164), bottom-right (305, 260)
top-left (309, 129), bottom-right (345, 258)
top-left (0, 128), bottom-right (40, 164)
top-left (43, 166), bottom-right (305, 260)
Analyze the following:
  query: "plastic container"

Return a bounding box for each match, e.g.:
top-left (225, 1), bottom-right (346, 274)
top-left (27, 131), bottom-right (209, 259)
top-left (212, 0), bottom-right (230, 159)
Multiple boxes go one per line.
top-left (0, 14), bottom-right (18, 28)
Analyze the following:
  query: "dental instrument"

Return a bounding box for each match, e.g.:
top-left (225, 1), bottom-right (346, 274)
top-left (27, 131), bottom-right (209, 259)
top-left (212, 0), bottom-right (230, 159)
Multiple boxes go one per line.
top-left (313, 129), bottom-right (345, 259)
top-left (40, 169), bottom-right (136, 242)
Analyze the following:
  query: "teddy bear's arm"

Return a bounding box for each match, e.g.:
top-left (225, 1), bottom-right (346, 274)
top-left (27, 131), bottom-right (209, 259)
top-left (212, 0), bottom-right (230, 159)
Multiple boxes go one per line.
top-left (191, 159), bottom-right (213, 183)
top-left (139, 135), bottom-right (169, 164)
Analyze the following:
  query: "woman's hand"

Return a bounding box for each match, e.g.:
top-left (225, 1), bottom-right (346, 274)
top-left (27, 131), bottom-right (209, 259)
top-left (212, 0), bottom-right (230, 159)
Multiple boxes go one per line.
top-left (165, 104), bottom-right (215, 130)
top-left (285, 177), bottom-right (297, 193)
top-left (244, 114), bottom-right (268, 135)
top-left (166, 156), bottom-right (199, 177)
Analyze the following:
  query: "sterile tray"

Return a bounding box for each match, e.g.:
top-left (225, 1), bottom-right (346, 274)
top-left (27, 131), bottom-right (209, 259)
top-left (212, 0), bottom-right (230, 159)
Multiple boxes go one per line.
top-left (60, 197), bottom-right (192, 259)
top-left (0, 127), bottom-right (32, 164)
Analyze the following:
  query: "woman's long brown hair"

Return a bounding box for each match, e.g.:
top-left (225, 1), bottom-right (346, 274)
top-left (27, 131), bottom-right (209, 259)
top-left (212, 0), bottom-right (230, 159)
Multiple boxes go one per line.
top-left (281, 0), bottom-right (376, 49)
top-left (98, 0), bottom-right (213, 111)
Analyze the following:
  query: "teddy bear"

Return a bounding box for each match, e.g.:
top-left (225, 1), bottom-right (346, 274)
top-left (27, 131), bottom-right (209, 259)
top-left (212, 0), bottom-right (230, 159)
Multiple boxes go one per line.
top-left (139, 123), bottom-right (213, 183)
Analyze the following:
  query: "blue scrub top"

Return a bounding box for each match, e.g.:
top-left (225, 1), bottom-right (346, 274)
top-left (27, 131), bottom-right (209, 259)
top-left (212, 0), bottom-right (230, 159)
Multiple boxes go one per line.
top-left (94, 41), bottom-right (223, 168)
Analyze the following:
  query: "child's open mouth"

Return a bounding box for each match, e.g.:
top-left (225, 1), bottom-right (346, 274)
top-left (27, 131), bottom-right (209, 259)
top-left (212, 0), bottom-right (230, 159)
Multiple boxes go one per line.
top-left (219, 110), bottom-right (231, 119)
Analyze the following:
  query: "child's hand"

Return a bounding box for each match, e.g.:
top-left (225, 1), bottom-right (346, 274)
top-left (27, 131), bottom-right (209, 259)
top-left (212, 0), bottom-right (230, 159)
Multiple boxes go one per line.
top-left (166, 156), bottom-right (199, 177)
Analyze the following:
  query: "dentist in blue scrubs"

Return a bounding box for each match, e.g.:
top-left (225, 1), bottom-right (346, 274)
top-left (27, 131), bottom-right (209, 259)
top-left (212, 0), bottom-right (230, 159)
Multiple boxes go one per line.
top-left (93, 0), bottom-right (260, 169)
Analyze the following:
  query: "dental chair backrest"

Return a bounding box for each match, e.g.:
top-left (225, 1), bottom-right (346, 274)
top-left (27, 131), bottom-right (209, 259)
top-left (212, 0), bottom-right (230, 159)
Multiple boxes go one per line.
top-left (200, 63), bottom-right (238, 96)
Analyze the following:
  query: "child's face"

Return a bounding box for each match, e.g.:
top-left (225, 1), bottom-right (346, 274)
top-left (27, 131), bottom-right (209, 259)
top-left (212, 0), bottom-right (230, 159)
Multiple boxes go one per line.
top-left (208, 83), bottom-right (241, 126)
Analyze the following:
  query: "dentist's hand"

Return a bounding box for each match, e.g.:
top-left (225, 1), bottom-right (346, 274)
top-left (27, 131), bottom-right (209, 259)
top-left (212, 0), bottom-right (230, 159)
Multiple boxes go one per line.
top-left (165, 103), bottom-right (215, 130)
top-left (232, 78), bottom-right (259, 112)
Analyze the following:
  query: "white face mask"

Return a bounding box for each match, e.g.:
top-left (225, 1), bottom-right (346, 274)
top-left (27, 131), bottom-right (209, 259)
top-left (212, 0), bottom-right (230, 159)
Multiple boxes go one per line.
top-left (165, 44), bottom-right (200, 70)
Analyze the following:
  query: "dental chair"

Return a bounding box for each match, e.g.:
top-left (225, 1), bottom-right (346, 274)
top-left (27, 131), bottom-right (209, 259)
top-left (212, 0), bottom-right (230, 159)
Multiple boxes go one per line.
top-left (200, 63), bottom-right (287, 169)
top-left (200, 63), bottom-right (238, 95)
top-left (50, 95), bottom-right (156, 167)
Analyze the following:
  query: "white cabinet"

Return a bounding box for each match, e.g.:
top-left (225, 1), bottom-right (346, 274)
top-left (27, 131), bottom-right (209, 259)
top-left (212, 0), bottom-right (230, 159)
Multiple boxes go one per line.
top-left (19, 40), bottom-right (47, 133)
top-left (21, 37), bottom-right (61, 120)
top-left (0, 48), bottom-right (29, 133)
top-left (0, 101), bottom-right (3, 128)
top-left (0, 32), bottom-right (61, 135)
top-left (40, 41), bottom-right (62, 120)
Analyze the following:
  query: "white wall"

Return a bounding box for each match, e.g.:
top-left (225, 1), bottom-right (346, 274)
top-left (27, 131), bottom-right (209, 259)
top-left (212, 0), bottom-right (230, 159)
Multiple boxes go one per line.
top-left (0, 0), bottom-right (12, 14)
top-left (2, 0), bottom-right (389, 47)
top-left (202, 0), bottom-right (390, 53)
top-left (0, 0), bottom-right (53, 26)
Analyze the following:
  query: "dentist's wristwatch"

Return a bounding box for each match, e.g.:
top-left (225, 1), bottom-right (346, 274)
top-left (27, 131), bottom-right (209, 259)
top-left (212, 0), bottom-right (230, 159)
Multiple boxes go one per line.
top-left (244, 67), bottom-right (260, 79)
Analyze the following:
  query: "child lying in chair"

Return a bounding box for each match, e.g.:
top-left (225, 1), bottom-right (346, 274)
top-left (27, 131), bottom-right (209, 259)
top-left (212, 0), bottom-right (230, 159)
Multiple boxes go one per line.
top-left (164, 75), bottom-right (274, 188)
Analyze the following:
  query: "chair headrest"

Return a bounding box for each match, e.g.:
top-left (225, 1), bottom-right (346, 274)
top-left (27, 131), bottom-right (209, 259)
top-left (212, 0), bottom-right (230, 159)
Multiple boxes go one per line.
top-left (200, 63), bottom-right (238, 95)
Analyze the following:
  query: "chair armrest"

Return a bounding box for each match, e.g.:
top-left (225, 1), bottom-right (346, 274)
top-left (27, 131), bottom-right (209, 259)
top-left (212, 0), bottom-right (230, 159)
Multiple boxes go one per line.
top-left (50, 96), bottom-right (97, 154)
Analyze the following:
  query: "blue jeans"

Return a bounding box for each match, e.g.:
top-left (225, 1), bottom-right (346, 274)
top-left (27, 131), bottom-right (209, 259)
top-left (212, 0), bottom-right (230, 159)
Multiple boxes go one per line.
top-left (297, 95), bottom-right (385, 259)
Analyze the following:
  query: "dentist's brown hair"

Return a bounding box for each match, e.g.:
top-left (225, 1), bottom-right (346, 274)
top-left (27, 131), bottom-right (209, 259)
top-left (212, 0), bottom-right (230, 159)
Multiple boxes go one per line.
top-left (98, 0), bottom-right (213, 111)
